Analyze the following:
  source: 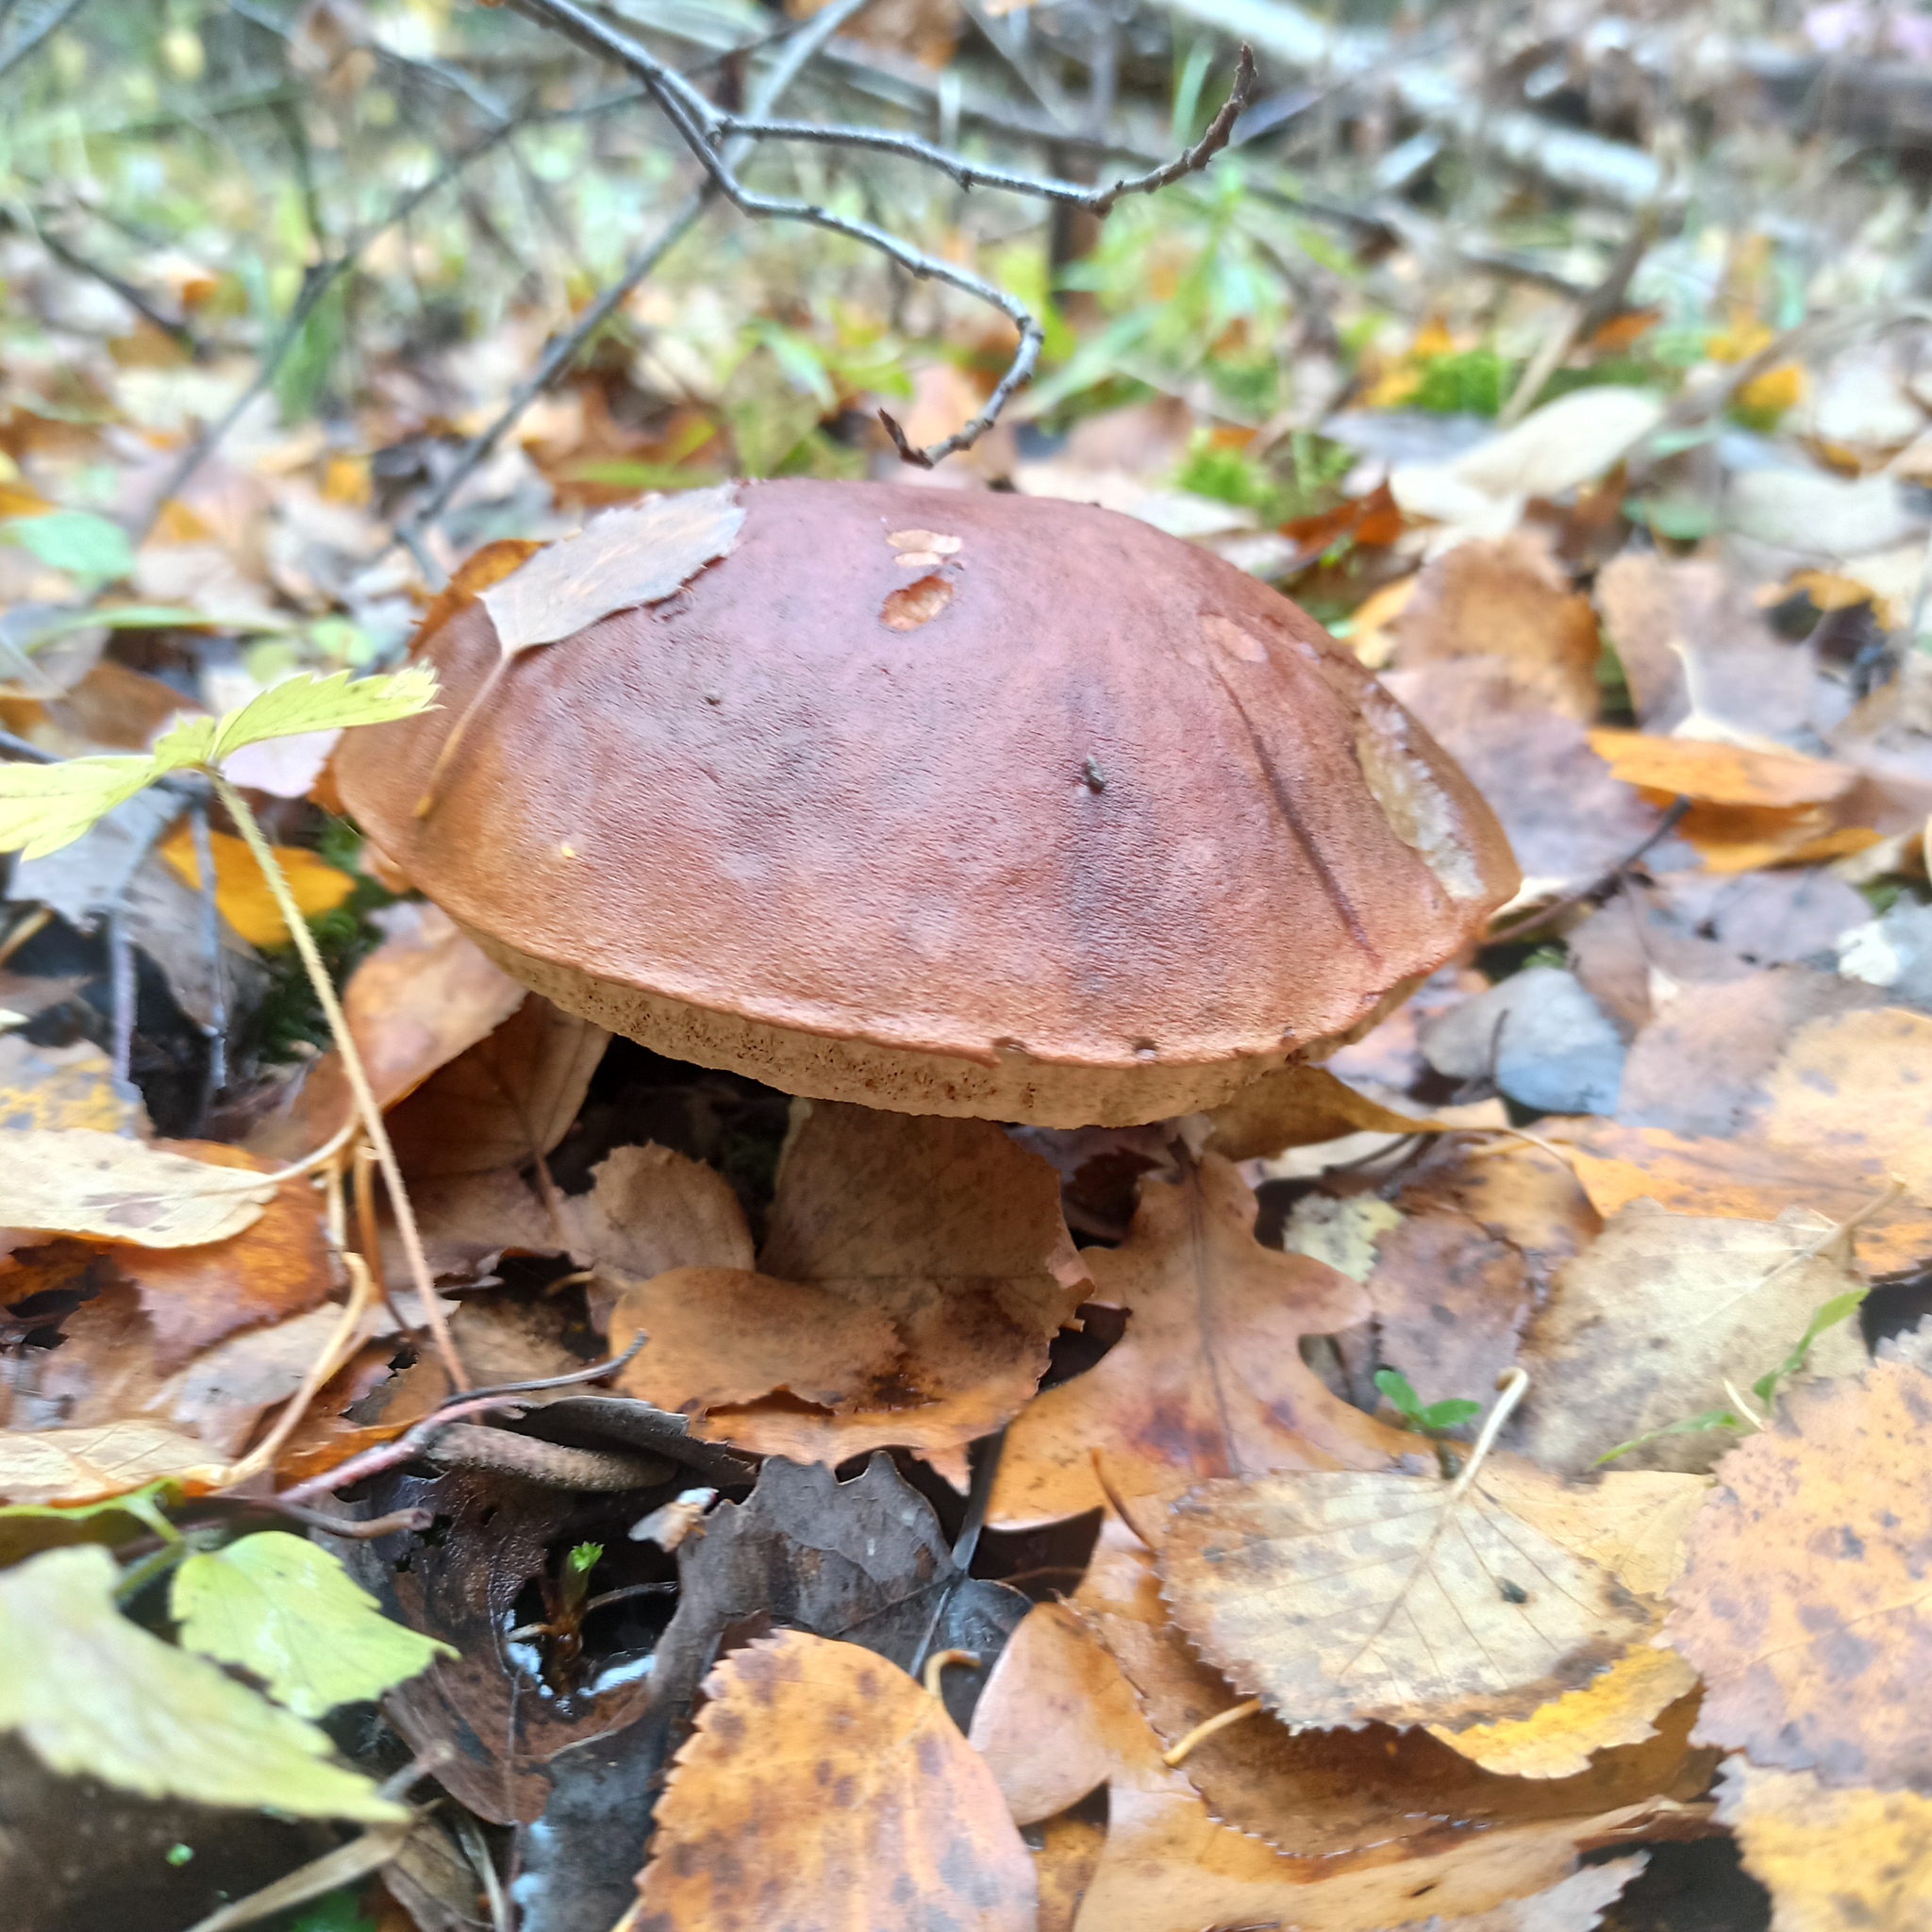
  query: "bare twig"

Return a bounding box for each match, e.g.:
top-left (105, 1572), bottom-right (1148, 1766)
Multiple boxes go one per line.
top-left (503, 0), bottom-right (1253, 468)
top-left (1485, 796), bottom-right (1692, 945)
top-left (28, 217), bottom-right (200, 352)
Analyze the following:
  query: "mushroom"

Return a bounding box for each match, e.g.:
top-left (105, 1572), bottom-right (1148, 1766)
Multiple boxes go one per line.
top-left (337, 480), bottom-right (1516, 1128)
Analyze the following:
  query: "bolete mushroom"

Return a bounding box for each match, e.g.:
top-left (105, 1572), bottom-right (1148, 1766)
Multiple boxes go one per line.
top-left (337, 480), bottom-right (1516, 1127)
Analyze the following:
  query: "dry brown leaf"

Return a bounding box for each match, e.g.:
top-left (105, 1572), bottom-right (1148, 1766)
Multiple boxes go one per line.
top-left (4, 1128), bottom-right (275, 1249)
top-left (0, 1419), bottom-right (226, 1504)
top-left (610, 1101), bottom-right (1082, 1462)
top-left (248, 905), bottom-right (525, 1158)
top-left (1616, 968), bottom-right (1882, 1140)
top-left (1665, 1354), bottom-right (1932, 1791)
top-left (966, 1601), bottom-right (1149, 1825)
top-left (108, 1139), bottom-right (338, 1368)
top-left (1512, 1202), bottom-right (1868, 1476)
top-left (1422, 1855), bottom-right (1650, 1931)
top-left (1585, 731), bottom-right (1858, 811)
top-left (1425, 1645), bottom-right (1700, 1780)
top-left (478, 485), bottom-right (743, 655)
top-left (1390, 533), bottom-right (1603, 722)
top-left (1158, 1467), bottom-right (1651, 1733)
top-left (1203, 1062), bottom-right (1440, 1161)
top-left (1369, 1211), bottom-right (1529, 1424)
top-left (1088, 1525), bottom-right (1707, 1854)
top-left (0, 1035), bottom-right (142, 1135)
top-left (1716, 1757), bottom-right (1932, 1931)
top-left (382, 994), bottom-right (607, 1179)
top-left (558, 1141), bottom-right (753, 1327)
top-left (1398, 1136), bottom-right (1603, 1304)
top-left (408, 537), bottom-right (543, 657)
top-left (1074, 1769), bottom-right (1680, 1932)
top-left (1758, 1007), bottom-right (1932, 1202)
top-left (634, 1629), bottom-right (1035, 1931)
top-left (991, 1154), bottom-right (1412, 1529)
top-left (401, 1166), bottom-right (558, 1278)
top-left (1032, 1808), bottom-right (1106, 1932)
top-left (1476, 1462), bottom-right (1711, 1603)
top-left (1562, 1122), bottom-right (1932, 1276)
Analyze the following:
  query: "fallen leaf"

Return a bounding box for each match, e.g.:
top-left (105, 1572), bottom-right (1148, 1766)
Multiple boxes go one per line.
top-left (1423, 1856), bottom-right (1651, 1931)
top-left (1586, 730), bottom-right (1858, 810)
top-left (107, 1137), bottom-right (338, 1367)
top-left (478, 484), bottom-right (742, 657)
top-left (610, 1102), bottom-right (1083, 1462)
top-left (1616, 968), bottom-right (1882, 1139)
top-left (1391, 533), bottom-right (1603, 721)
top-left (1370, 1211), bottom-right (1529, 1424)
top-left (1561, 1122), bottom-right (1932, 1276)
top-left (1475, 1462), bottom-right (1711, 1602)
top-left (248, 903), bottom-right (525, 1158)
top-left (642, 1455), bottom-right (1029, 1765)
top-left (1075, 1767), bottom-right (1678, 1932)
top-left (1159, 1464), bottom-right (1650, 1734)
top-left (1085, 1524), bottom-right (1707, 1855)
top-left (1595, 551), bottom-right (1820, 741)
top-left (0, 1420), bottom-right (225, 1505)
top-left (1202, 1060), bottom-right (1440, 1161)
top-left (1514, 1201), bottom-right (1868, 1474)
top-left (1757, 1006), bottom-right (1932, 1201)
top-left (156, 822), bottom-right (355, 947)
top-left (635, 1630), bottom-right (1036, 1932)
top-left (1665, 1353), bottom-right (1932, 1790)
top-left (4, 1128), bottom-right (276, 1248)
top-left (1426, 1645), bottom-right (1701, 1780)
top-left (1033, 1808), bottom-right (1107, 1932)
top-left (383, 993), bottom-right (608, 1179)
top-left (0, 1545), bottom-right (405, 1820)
top-left (966, 1601), bottom-right (1150, 1825)
top-left (991, 1154), bottom-right (1412, 1530)
top-left (0, 1034), bottom-right (142, 1135)
top-left (557, 1141), bottom-right (753, 1324)
top-left (172, 1530), bottom-right (456, 1717)
top-left (1715, 1757), bottom-right (1932, 1931)
top-left (410, 537), bottom-right (544, 655)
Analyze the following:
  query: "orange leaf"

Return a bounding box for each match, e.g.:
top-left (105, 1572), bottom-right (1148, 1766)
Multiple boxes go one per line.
top-left (637, 1630), bottom-right (1036, 1930)
top-left (158, 823), bottom-right (355, 948)
top-left (1585, 730), bottom-right (1858, 809)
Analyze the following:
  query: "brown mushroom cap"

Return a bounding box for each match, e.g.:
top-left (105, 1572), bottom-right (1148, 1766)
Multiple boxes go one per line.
top-left (337, 479), bottom-right (1518, 1126)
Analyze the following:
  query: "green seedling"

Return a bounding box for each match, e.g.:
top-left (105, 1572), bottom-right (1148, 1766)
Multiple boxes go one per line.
top-left (1375, 1369), bottom-right (1482, 1433)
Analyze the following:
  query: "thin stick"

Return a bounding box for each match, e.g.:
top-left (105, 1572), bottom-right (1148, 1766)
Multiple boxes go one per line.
top-left (1486, 797), bottom-right (1691, 944)
top-left (924, 1648), bottom-right (980, 1701)
top-left (212, 772), bottom-right (467, 1391)
top-left (1162, 1697), bottom-right (1263, 1767)
top-left (352, 1138), bottom-right (414, 1338)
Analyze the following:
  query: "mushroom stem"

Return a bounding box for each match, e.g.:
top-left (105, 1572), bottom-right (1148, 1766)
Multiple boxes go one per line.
top-left (212, 772), bottom-right (470, 1391)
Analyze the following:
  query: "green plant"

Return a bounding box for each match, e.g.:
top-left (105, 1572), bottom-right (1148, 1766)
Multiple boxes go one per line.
top-left (1375, 1369), bottom-right (1482, 1433)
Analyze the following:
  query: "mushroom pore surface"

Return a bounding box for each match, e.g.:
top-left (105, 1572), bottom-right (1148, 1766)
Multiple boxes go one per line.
top-left (336, 479), bottom-right (1518, 1125)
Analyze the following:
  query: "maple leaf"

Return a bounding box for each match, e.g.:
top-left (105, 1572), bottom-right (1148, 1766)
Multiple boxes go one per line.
top-left (991, 1153), bottom-right (1413, 1530)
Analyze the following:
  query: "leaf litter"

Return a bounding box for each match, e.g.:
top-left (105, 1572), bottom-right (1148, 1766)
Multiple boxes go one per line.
top-left (14, 8), bottom-right (1932, 1925)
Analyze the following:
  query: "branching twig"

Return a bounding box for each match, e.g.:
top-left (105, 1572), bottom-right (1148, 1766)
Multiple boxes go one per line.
top-left (504, 0), bottom-right (1253, 468)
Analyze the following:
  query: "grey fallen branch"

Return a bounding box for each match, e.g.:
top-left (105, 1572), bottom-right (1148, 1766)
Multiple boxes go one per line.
top-left (504, 0), bottom-right (1255, 466)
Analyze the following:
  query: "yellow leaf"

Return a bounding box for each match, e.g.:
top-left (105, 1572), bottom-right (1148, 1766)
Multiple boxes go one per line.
top-left (1427, 1643), bottom-right (1700, 1779)
top-left (1740, 364), bottom-right (1805, 420)
top-left (158, 823), bottom-right (355, 946)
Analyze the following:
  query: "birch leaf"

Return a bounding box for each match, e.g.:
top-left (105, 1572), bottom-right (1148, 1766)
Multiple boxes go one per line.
top-left (1158, 1468), bottom-right (1650, 1732)
top-left (172, 1531), bottom-right (456, 1718)
top-left (0, 1546), bottom-right (407, 1820)
top-left (5, 1127), bottom-right (275, 1246)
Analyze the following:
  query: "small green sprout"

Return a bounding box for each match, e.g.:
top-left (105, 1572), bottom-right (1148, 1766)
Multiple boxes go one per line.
top-left (1374, 1369), bottom-right (1482, 1434)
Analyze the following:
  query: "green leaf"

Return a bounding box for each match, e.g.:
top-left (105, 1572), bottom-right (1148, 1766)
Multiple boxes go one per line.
top-left (1416, 1397), bottom-right (1483, 1430)
top-left (1, 512), bottom-right (136, 585)
top-left (1752, 1288), bottom-right (1869, 1411)
top-left (208, 666), bottom-right (439, 765)
top-left (172, 1531), bottom-right (455, 1719)
top-left (0, 756), bottom-right (159, 859)
top-left (0, 1481), bottom-right (177, 1572)
top-left (1374, 1369), bottom-right (1424, 1422)
top-left (0, 1545), bottom-right (406, 1818)
top-left (1594, 1408), bottom-right (1742, 1467)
